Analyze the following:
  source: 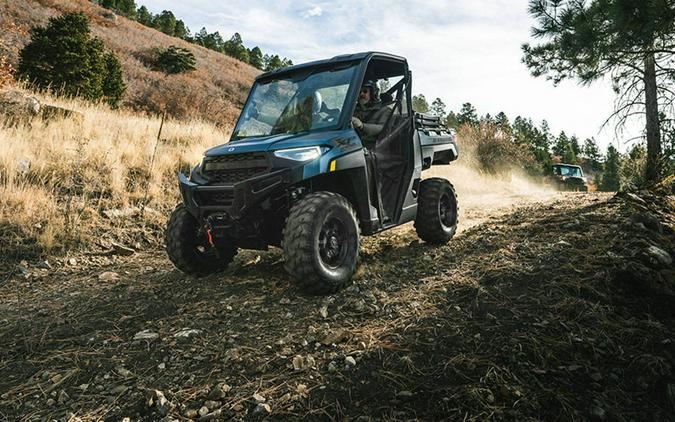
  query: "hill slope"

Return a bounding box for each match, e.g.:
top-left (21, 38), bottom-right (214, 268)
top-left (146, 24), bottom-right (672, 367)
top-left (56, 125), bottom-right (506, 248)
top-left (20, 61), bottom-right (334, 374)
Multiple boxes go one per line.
top-left (0, 0), bottom-right (258, 126)
top-left (0, 188), bottom-right (673, 420)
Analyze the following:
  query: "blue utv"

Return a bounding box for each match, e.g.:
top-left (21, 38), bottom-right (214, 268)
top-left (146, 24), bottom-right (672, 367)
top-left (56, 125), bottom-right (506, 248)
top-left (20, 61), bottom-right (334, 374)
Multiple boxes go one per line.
top-left (165, 52), bottom-right (459, 294)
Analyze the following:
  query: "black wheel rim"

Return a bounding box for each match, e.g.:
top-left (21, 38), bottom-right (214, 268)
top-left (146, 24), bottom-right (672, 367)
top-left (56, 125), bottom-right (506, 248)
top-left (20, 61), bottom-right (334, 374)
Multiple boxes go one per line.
top-left (318, 217), bottom-right (347, 269)
top-left (439, 193), bottom-right (456, 228)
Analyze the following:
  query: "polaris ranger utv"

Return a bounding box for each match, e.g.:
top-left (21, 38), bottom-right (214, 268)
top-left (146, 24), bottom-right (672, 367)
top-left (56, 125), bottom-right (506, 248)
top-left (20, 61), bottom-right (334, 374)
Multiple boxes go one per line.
top-left (165, 52), bottom-right (459, 294)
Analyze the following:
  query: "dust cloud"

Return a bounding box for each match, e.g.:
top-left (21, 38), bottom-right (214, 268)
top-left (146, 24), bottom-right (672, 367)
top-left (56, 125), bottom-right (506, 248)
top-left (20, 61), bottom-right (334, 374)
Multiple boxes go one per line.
top-left (425, 162), bottom-right (557, 231)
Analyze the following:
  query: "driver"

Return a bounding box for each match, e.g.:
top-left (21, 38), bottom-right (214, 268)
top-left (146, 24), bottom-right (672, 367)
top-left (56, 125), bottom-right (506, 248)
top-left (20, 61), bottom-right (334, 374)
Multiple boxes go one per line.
top-left (351, 80), bottom-right (389, 147)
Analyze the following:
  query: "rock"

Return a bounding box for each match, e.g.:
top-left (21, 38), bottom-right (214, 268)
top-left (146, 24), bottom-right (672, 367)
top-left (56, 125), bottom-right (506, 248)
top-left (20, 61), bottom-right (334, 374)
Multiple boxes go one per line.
top-left (292, 355), bottom-right (316, 370)
top-left (133, 330), bottom-right (159, 341)
top-left (630, 212), bottom-right (663, 233)
top-left (68, 258), bottom-right (77, 266)
top-left (345, 356), bottom-right (356, 367)
top-left (0, 90), bottom-right (40, 125)
top-left (115, 366), bottom-right (132, 378)
top-left (173, 328), bottom-right (202, 339)
top-left (40, 104), bottom-right (84, 123)
top-left (150, 390), bottom-right (172, 416)
top-left (319, 305), bottom-right (328, 319)
top-left (46, 398), bottom-right (55, 406)
top-left (232, 403), bottom-right (244, 412)
top-left (328, 361), bottom-right (338, 372)
top-left (279, 297), bottom-right (291, 305)
top-left (208, 383), bottom-right (231, 400)
top-left (198, 406), bottom-right (209, 417)
top-left (16, 158), bottom-right (31, 175)
top-left (109, 385), bottom-right (128, 395)
top-left (98, 271), bottom-right (119, 282)
top-left (252, 393), bottom-right (266, 403)
top-left (158, 363), bottom-right (166, 370)
top-left (645, 245), bottom-right (672, 267)
top-left (204, 400), bottom-right (220, 410)
top-left (184, 409), bottom-right (198, 418)
top-left (254, 403), bottom-right (271, 414)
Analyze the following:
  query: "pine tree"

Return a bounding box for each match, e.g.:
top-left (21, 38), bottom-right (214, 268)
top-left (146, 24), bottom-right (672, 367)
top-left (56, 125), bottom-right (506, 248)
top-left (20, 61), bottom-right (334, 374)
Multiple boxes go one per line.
top-left (18, 12), bottom-right (125, 104)
top-left (412, 94), bottom-right (429, 113)
top-left (264, 55), bottom-right (283, 71)
top-left (430, 98), bottom-right (446, 119)
top-left (563, 143), bottom-right (577, 164)
top-left (600, 145), bottom-right (621, 191)
top-left (523, 0), bottom-right (675, 183)
top-left (582, 138), bottom-right (602, 171)
top-left (154, 45), bottom-right (196, 75)
top-left (553, 131), bottom-right (569, 157)
top-left (102, 51), bottom-right (125, 107)
top-left (136, 5), bottom-right (152, 25)
top-left (173, 20), bottom-right (188, 39)
top-left (153, 10), bottom-right (176, 35)
top-left (456, 102), bottom-right (478, 126)
top-left (248, 47), bottom-right (263, 69)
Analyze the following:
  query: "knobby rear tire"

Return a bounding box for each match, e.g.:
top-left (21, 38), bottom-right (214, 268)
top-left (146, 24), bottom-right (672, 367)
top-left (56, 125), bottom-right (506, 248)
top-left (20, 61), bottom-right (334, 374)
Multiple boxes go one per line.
top-left (414, 177), bottom-right (459, 244)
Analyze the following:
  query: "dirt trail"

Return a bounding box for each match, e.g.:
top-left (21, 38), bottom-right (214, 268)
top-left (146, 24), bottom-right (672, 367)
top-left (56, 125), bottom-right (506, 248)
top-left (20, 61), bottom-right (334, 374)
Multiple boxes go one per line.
top-left (1, 187), bottom-right (673, 422)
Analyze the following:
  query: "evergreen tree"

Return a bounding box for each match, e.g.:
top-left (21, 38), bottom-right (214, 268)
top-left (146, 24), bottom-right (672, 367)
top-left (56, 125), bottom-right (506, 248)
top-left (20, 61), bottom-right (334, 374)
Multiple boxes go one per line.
top-left (136, 5), bottom-right (152, 25)
top-left (412, 94), bottom-right (429, 113)
top-left (248, 46), bottom-right (264, 69)
top-left (563, 143), bottom-right (577, 164)
top-left (281, 58), bottom-right (293, 67)
top-left (223, 33), bottom-right (248, 62)
top-left (553, 131), bottom-right (569, 157)
top-left (173, 20), bottom-right (188, 39)
top-left (523, 0), bottom-right (675, 183)
top-left (153, 10), bottom-right (176, 35)
top-left (456, 102), bottom-right (478, 126)
top-left (495, 111), bottom-right (511, 134)
top-left (430, 98), bottom-right (446, 119)
top-left (18, 12), bottom-right (125, 104)
top-left (569, 135), bottom-right (580, 156)
top-left (264, 55), bottom-right (283, 71)
top-left (445, 111), bottom-right (458, 129)
top-left (102, 51), bottom-right (125, 107)
top-left (582, 138), bottom-right (602, 171)
top-left (600, 144), bottom-right (621, 191)
top-left (115, 0), bottom-right (137, 18)
top-left (154, 45), bottom-right (196, 75)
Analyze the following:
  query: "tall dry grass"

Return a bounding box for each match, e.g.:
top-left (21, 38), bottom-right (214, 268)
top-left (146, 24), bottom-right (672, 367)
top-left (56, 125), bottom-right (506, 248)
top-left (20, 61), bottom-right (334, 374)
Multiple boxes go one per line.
top-left (0, 88), bottom-right (229, 260)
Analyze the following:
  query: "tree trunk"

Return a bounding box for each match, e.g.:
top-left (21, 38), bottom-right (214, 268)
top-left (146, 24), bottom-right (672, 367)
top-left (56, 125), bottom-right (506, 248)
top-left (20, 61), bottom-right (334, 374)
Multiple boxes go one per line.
top-left (643, 52), bottom-right (662, 183)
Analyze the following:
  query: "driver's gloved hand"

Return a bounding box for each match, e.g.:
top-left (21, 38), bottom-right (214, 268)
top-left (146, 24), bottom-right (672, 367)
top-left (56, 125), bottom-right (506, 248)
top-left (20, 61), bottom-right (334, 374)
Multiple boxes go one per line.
top-left (351, 116), bottom-right (364, 130)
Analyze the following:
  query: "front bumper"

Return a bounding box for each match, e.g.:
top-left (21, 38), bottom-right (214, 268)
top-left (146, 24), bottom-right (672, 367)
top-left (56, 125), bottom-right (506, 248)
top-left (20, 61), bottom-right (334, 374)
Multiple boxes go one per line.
top-left (178, 167), bottom-right (300, 221)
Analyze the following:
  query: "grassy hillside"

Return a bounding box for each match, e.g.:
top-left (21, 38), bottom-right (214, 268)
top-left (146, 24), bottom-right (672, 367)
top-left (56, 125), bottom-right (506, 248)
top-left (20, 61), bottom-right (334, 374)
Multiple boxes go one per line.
top-left (0, 0), bottom-right (258, 127)
top-left (0, 88), bottom-right (227, 261)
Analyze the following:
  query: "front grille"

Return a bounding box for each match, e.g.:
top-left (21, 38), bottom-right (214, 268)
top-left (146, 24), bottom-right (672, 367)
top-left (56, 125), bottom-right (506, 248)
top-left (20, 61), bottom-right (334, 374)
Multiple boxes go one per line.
top-left (202, 152), bottom-right (269, 184)
top-left (197, 190), bottom-right (234, 206)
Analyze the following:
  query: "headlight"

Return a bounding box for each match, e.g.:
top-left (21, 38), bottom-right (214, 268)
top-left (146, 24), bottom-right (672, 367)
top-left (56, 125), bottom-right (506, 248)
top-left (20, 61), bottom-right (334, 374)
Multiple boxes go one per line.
top-left (273, 146), bottom-right (324, 161)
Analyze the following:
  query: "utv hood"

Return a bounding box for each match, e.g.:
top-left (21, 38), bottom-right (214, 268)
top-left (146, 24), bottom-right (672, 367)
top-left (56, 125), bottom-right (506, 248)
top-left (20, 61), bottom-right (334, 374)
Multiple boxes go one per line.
top-left (205, 130), bottom-right (356, 156)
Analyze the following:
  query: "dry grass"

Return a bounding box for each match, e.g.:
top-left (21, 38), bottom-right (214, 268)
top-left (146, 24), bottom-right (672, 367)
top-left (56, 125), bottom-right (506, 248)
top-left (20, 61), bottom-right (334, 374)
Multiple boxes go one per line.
top-left (0, 88), bottom-right (228, 258)
top-left (0, 0), bottom-right (258, 126)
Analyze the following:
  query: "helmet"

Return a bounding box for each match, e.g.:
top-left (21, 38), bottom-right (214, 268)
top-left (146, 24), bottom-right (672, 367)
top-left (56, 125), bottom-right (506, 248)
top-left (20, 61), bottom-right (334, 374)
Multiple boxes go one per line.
top-left (361, 79), bottom-right (380, 101)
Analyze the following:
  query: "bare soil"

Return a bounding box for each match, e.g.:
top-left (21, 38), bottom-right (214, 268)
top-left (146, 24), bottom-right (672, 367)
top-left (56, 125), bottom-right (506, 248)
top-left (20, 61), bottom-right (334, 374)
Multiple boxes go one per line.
top-left (1, 188), bottom-right (674, 422)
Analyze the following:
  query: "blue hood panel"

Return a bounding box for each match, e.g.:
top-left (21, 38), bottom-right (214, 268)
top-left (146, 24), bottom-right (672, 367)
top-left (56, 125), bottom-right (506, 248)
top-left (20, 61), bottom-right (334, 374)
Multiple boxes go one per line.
top-left (205, 130), bottom-right (357, 156)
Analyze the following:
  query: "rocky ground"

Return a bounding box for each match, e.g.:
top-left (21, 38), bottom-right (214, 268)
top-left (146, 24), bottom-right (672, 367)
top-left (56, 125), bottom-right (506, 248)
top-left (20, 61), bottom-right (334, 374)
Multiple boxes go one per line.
top-left (1, 184), bottom-right (674, 422)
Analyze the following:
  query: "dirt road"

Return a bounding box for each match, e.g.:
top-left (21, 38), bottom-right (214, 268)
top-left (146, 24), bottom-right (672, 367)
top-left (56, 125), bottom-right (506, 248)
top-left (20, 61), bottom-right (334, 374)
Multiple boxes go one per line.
top-left (1, 190), bottom-right (673, 421)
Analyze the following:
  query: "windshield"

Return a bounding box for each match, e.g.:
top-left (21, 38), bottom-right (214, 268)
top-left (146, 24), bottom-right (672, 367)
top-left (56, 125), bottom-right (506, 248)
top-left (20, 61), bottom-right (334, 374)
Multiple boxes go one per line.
top-left (232, 64), bottom-right (357, 139)
top-left (555, 166), bottom-right (583, 177)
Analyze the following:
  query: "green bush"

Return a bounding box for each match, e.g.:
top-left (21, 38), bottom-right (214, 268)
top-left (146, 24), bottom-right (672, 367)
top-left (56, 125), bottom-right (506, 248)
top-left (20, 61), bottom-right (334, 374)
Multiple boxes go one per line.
top-left (18, 12), bottom-right (126, 107)
top-left (153, 45), bottom-right (196, 75)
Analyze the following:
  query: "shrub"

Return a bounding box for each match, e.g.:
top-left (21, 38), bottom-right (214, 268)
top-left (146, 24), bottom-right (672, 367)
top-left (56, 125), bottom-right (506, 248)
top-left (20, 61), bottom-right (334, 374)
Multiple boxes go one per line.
top-left (18, 12), bottom-right (126, 106)
top-left (153, 45), bottom-right (196, 75)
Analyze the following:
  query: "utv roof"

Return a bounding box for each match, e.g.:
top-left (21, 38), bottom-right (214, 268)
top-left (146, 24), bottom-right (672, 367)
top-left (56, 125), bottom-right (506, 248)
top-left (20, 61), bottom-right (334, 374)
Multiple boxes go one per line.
top-left (554, 163), bottom-right (582, 168)
top-left (257, 51), bottom-right (406, 81)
